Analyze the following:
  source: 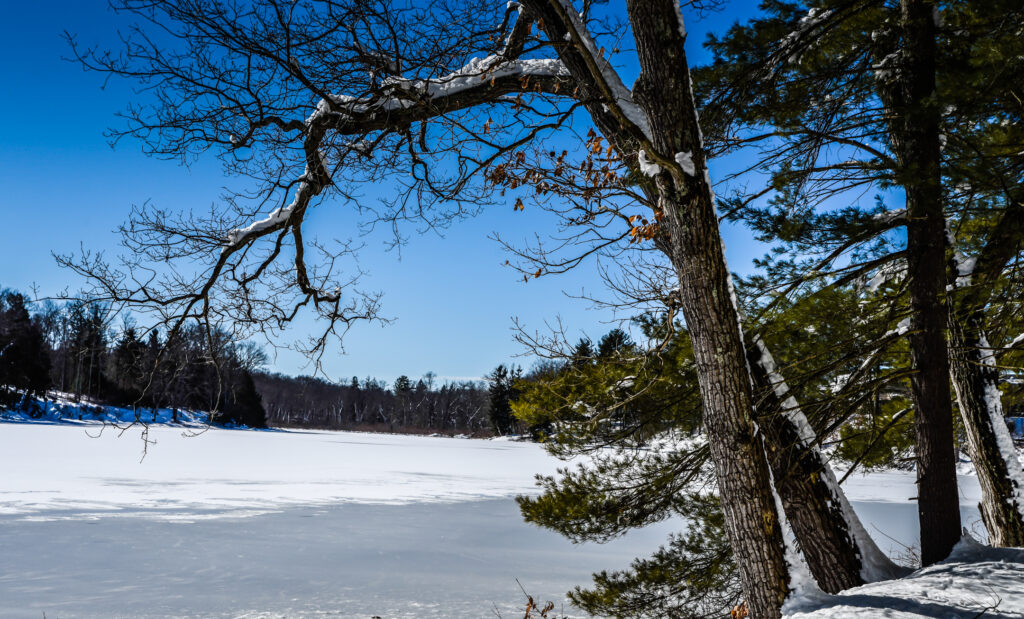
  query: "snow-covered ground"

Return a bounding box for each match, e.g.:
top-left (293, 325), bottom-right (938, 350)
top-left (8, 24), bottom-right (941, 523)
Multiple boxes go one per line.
top-left (0, 418), bottom-right (1013, 618)
top-left (787, 538), bottom-right (1024, 618)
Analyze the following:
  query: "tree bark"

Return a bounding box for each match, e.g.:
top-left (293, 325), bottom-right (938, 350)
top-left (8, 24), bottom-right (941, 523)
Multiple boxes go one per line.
top-left (746, 343), bottom-right (866, 593)
top-left (948, 313), bottom-right (1024, 546)
top-left (626, 2), bottom-right (791, 615)
top-left (894, 0), bottom-right (961, 566)
top-left (947, 198), bottom-right (1024, 546)
top-left (521, 1), bottom-right (794, 613)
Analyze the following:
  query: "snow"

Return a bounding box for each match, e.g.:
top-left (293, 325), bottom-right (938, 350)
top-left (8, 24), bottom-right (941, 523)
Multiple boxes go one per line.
top-left (874, 208), bottom-right (906, 223)
top-left (381, 56), bottom-right (569, 103)
top-left (0, 495), bottom-right (676, 619)
top-left (0, 418), bottom-right (1005, 617)
top-left (873, 51), bottom-right (900, 82)
top-left (674, 150), bottom-right (696, 176)
top-left (224, 156), bottom-right (323, 248)
top-left (866, 260), bottom-right (907, 292)
top-left (881, 316), bottom-right (912, 338)
top-left (954, 254), bottom-right (977, 288)
top-left (776, 7), bottom-right (837, 67)
top-left (673, 0), bottom-right (687, 38)
top-left (784, 536), bottom-right (1024, 618)
top-left (2, 392), bottom-right (212, 426)
top-left (0, 423), bottom-right (566, 519)
top-left (638, 149), bottom-right (662, 176)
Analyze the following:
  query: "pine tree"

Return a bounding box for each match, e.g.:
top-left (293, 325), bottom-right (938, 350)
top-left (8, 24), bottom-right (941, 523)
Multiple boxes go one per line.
top-left (0, 290), bottom-right (51, 411)
top-left (487, 364), bottom-right (522, 436)
top-left (220, 370), bottom-right (268, 428)
top-left (106, 325), bottom-right (148, 406)
top-left (693, 0), bottom-right (1024, 562)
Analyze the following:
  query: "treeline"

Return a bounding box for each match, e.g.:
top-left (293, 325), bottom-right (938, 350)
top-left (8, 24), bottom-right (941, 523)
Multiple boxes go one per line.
top-left (1, 286), bottom-right (522, 436)
top-left (0, 287), bottom-right (266, 427)
top-left (255, 372), bottom-right (495, 434)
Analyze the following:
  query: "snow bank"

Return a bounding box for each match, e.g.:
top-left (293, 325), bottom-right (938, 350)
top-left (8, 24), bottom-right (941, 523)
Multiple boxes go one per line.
top-left (785, 536), bottom-right (1024, 618)
top-left (1, 393), bottom-right (210, 427)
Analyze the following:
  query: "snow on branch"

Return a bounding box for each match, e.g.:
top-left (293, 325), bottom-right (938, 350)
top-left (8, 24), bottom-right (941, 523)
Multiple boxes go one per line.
top-left (548, 0), bottom-right (652, 140)
top-left (224, 53), bottom-right (570, 251)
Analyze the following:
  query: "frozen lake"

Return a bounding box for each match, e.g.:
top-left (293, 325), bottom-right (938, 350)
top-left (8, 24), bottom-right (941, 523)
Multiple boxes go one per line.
top-left (0, 423), bottom-right (985, 617)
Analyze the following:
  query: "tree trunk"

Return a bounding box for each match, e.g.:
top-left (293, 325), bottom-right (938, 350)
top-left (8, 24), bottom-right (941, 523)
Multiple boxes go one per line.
top-left (948, 312), bottom-right (1024, 546)
top-left (895, 0), bottom-right (961, 566)
top-left (524, 1), bottom-right (794, 613)
top-left (945, 193), bottom-right (1024, 546)
top-left (627, 2), bottom-right (791, 614)
top-left (746, 342), bottom-right (864, 592)
top-left (657, 195), bottom-right (789, 615)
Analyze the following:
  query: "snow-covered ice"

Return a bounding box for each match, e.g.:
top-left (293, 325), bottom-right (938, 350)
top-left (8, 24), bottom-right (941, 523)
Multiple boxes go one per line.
top-left (0, 420), bottom-right (1010, 618)
top-left (0, 422), bottom-right (675, 618)
top-left (0, 423), bottom-right (564, 519)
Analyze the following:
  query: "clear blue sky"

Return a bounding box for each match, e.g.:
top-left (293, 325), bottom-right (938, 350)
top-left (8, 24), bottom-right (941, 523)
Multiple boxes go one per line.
top-left (0, 0), bottom-right (766, 385)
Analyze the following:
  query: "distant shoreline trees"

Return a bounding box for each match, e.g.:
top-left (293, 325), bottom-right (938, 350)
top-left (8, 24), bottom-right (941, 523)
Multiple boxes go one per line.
top-left (256, 371), bottom-right (492, 434)
top-left (0, 286), bottom-right (503, 434)
top-left (1, 287), bottom-right (266, 426)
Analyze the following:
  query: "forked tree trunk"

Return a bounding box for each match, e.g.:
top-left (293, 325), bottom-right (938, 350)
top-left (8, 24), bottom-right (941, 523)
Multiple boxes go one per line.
top-left (893, 0), bottom-right (961, 565)
top-left (948, 313), bottom-right (1024, 546)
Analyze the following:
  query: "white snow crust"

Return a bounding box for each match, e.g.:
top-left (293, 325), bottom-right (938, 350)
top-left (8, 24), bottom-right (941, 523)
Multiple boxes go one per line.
top-left (0, 422), bottom-right (564, 520)
top-left (785, 536), bottom-right (1024, 618)
top-left (638, 149), bottom-right (662, 176)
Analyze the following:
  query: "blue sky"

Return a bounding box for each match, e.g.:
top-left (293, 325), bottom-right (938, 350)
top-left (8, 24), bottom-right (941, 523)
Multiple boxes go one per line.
top-left (0, 0), bottom-right (767, 385)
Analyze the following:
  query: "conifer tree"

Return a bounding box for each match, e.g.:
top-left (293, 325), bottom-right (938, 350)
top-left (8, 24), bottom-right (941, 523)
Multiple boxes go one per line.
top-left (0, 290), bottom-right (51, 410)
top-left (488, 364), bottom-right (522, 436)
top-left (694, 0), bottom-right (1024, 561)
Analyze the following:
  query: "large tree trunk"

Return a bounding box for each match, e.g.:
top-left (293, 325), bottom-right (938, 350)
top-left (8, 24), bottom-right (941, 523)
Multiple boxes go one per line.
top-left (661, 193), bottom-right (790, 617)
top-left (894, 0), bottom-right (961, 566)
top-left (746, 339), bottom-right (903, 592)
top-left (526, 1), bottom-right (793, 613)
top-left (627, 2), bottom-right (791, 615)
top-left (948, 312), bottom-right (1024, 546)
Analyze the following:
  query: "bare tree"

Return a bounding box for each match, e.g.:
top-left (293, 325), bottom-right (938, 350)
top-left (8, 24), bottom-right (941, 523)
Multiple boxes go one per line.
top-left (63, 1), bottom-right (892, 613)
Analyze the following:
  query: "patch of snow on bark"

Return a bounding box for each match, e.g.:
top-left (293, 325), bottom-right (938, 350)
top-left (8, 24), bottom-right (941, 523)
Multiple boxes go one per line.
top-left (673, 0), bottom-right (687, 38)
top-left (674, 150), bottom-right (696, 176)
top-left (638, 150), bottom-right (661, 176)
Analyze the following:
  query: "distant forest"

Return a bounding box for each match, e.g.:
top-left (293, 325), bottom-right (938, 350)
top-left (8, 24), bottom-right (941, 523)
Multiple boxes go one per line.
top-left (0, 287), bottom-right (513, 435)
